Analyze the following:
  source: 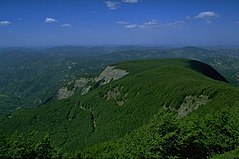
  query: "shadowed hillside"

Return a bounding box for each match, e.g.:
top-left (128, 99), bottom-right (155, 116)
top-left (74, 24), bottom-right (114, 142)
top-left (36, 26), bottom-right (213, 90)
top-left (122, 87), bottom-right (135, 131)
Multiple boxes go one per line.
top-left (188, 60), bottom-right (228, 83)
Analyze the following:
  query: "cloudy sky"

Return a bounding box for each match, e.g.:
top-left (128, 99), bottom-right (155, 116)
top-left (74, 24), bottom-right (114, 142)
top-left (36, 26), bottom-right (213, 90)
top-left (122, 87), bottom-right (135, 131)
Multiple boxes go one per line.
top-left (0, 0), bottom-right (239, 47)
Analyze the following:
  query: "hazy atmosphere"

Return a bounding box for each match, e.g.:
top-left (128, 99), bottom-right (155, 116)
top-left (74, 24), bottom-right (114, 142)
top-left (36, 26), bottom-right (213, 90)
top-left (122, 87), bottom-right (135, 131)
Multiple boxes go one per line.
top-left (1, 0), bottom-right (239, 47)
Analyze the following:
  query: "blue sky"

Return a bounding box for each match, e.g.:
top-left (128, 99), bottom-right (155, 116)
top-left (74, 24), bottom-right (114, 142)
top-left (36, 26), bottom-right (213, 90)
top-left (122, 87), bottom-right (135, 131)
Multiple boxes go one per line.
top-left (0, 0), bottom-right (239, 47)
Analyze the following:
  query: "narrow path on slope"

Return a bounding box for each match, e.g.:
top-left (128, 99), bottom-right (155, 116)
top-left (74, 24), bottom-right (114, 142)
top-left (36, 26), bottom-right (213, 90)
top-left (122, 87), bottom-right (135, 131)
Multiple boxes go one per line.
top-left (80, 105), bottom-right (96, 132)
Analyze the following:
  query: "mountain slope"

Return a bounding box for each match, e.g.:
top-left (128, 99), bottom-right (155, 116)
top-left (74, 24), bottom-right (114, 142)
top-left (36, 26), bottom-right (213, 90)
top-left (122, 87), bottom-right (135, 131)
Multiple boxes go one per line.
top-left (0, 47), bottom-right (114, 110)
top-left (1, 46), bottom-right (239, 117)
top-left (1, 59), bottom-right (239, 158)
top-left (0, 94), bottom-right (23, 116)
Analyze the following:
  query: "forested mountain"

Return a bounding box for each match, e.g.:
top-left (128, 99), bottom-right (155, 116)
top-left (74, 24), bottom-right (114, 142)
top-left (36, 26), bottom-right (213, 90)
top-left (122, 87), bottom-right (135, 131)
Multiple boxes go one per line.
top-left (1, 59), bottom-right (239, 158)
top-left (1, 46), bottom-right (239, 116)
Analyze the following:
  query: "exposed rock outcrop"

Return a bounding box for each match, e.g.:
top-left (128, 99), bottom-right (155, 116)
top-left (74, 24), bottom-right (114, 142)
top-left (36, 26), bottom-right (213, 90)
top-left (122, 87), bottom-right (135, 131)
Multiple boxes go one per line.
top-left (56, 78), bottom-right (93, 100)
top-left (57, 87), bottom-right (74, 100)
top-left (56, 66), bottom-right (128, 100)
top-left (177, 95), bottom-right (210, 118)
top-left (96, 66), bottom-right (128, 84)
top-left (105, 86), bottom-right (127, 106)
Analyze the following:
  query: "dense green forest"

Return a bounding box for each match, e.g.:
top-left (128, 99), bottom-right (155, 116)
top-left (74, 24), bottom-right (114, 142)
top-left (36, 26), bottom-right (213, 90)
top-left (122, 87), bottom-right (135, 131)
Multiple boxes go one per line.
top-left (1, 59), bottom-right (239, 158)
top-left (1, 46), bottom-right (239, 115)
top-left (1, 0), bottom-right (239, 158)
top-left (0, 47), bottom-right (114, 108)
top-left (0, 94), bottom-right (22, 116)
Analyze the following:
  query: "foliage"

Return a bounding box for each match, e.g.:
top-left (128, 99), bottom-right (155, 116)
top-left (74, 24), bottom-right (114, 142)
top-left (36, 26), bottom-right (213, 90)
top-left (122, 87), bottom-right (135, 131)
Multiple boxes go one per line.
top-left (79, 106), bottom-right (239, 159)
top-left (0, 130), bottom-right (65, 159)
top-left (1, 46), bottom-right (239, 115)
top-left (0, 47), bottom-right (116, 114)
top-left (1, 59), bottom-right (239, 158)
top-left (211, 147), bottom-right (239, 159)
top-left (0, 94), bottom-right (23, 116)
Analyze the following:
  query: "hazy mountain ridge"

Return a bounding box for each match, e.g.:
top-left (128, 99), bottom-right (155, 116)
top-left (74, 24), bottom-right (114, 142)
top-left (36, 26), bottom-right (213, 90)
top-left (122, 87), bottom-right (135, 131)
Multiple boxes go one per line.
top-left (1, 46), bottom-right (239, 116)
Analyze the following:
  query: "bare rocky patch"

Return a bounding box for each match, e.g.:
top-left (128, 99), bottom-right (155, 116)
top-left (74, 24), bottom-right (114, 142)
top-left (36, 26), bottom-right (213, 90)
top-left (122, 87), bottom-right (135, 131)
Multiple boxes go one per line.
top-left (177, 95), bottom-right (210, 118)
top-left (56, 66), bottom-right (128, 100)
top-left (105, 86), bottom-right (127, 106)
top-left (56, 78), bottom-right (93, 100)
top-left (96, 66), bottom-right (128, 85)
top-left (57, 87), bottom-right (74, 100)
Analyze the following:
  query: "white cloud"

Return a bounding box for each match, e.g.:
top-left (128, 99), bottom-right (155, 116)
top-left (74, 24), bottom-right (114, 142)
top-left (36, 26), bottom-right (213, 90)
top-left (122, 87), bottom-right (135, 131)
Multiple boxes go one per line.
top-left (45, 17), bottom-right (58, 23)
top-left (122, 0), bottom-right (140, 3)
top-left (0, 20), bottom-right (11, 26)
top-left (160, 20), bottom-right (185, 30)
top-left (138, 20), bottom-right (159, 29)
top-left (105, 1), bottom-right (120, 10)
top-left (125, 24), bottom-right (138, 29)
top-left (105, 0), bottom-right (140, 10)
top-left (205, 20), bottom-right (212, 24)
top-left (119, 19), bottom-right (159, 29)
top-left (62, 24), bottom-right (72, 27)
top-left (185, 16), bottom-right (192, 20)
top-left (196, 11), bottom-right (220, 19)
top-left (144, 19), bottom-right (158, 25)
top-left (116, 21), bottom-right (129, 25)
top-left (195, 11), bottom-right (220, 24)
top-left (117, 19), bottom-right (184, 30)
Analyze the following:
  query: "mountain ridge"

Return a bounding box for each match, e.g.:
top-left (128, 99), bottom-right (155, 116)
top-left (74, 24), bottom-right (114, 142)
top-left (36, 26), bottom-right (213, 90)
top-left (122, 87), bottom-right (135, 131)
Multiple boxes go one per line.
top-left (1, 59), bottom-right (239, 158)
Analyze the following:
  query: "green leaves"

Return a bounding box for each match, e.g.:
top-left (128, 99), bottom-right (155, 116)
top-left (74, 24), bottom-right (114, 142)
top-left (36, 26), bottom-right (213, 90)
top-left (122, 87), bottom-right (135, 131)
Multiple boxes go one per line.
top-left (1, 59), bottom-right (239, 158)
top-left (78, 107), bottom-right (239, 159)
top-left (0, 131), bottom-right (65, 159)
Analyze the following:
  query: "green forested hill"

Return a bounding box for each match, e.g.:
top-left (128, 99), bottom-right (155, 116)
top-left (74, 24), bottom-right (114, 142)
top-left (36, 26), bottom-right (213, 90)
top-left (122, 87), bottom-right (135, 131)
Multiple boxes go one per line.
top-left (1, 46), bottom-right (239, 117)
top-left (0, 94), bottom-right (23, 116)
top-left (1, 59), bottom-right (239, 158)
top-left (0, 47), bottom-right (115, 110)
